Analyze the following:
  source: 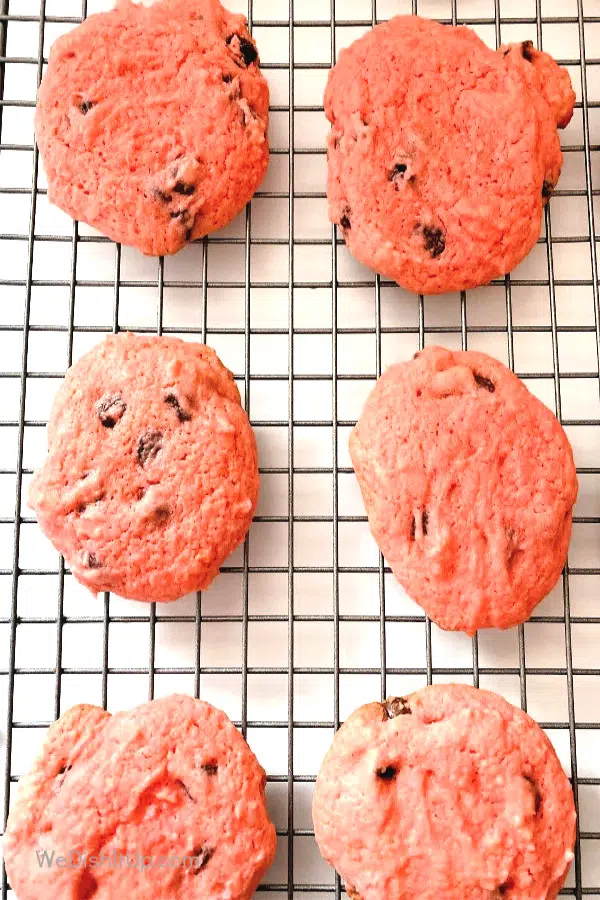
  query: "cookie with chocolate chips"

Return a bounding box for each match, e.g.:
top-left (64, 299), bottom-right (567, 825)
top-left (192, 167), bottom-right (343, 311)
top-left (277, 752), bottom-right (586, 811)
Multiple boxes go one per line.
top-left (325, 15), bottom-right (574, 294)
top-left (350, 346), bottom-right (578, 633)
top-left (35, 0), bottom-right (269, 256)
top-left (4, 696), bottom-right (276, 900)
top-left (28, 332), bottom-right (259, 602)
top-left (313, 684), bottom-right (576, 900)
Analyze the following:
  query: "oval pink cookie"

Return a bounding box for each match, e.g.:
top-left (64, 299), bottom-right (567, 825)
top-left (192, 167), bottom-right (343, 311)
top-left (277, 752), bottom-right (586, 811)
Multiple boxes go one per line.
top-left (313, 684), bottom-right (576, 900)
top-left (28, 332), bottom-right (259, 602)
top-left (325, 16), bottom-right (575, 294)
top-left (4, 695), bottom-right (277, 900)
top-left (35, 0), bottom-right (269, 255)
top-left (350, 347), bottom-right (578, 633)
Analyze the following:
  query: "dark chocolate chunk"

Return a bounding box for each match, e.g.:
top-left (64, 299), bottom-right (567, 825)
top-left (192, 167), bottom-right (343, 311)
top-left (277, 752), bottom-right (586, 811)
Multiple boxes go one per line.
top-left (189, 845), bottom-right (215, 874)
top-left (164, 392), bottom-right (192, 422)
top-left (521, 40), bottom-right (535, 62)
top-left (173, 181), bottom-right (195, 196)
top-left (78, 870), bottom-right (98, 900)
top-left (202, 763), bottom-right (218, 776)
top-left (340, 207), bottom-right (351, 231)
top-left (153, 188), bottom-right (173, 204)
top-left (154, 506), bottom-right (171, 524)
top-left (422, 225), bottom-right (446, 258)
top-left (82, 551), bottom-right (102, 569)
top-left (474, 372), bottom-right (495, 393)
top-left (58, 764), bottom-right (72, 776)
top-left (376, 765), bottom-right (398, 781)
top-left (542, 180), bottom-right (554, 200)
top-left (76, 99), bottom-right (94, 115)
top-left (524, 775), bottom-right (542, 815)
top-left (227, 34), bottom-right (258, 67)
top-left (176, 780), bottom-right (196, 803)
top-left (97, 394), bottom-right (126, 428)
top-left (390, 163), bottom-right (408, 182)
top-left (411, 511), bottom-right (428, 539)
top-left (136, 429), bottom-right (163, 467)
top-left (383, 696), bottom-right (412, 719)
top-left (497, 878), bottom-right (515, 896)
top-left (222, 73), bottom-right (234, 83)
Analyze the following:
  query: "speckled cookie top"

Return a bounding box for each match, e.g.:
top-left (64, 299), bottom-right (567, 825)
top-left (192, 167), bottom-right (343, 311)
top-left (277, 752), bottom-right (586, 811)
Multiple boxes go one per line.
top-left (325, 16), bottom-right (575, 294)
top-left (28, 332), bottom-right (259, 602)
top-left (4, 695), bottom-right (277, 900)
top-left (35, 0), bottom-right (269, 255)
top-left (350, 347), bottom-right (578, 633)
top-left (313, 684), bottom-right (576, 900)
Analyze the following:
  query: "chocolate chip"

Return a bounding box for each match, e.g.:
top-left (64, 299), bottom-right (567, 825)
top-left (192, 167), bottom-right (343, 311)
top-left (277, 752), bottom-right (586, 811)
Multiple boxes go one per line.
top-left (411, 511), bottom-right (428, 540)
top-left (153, 188), bottom-right (173, 204)
top-left (58, 764), bottom-right (72, 776)
top-left (82, 551), bottom-right (102, 569)
top-left (164, 393), bottom-right (192, 422)
top-left (189, 845), bottom-right (215, 874)
top-left (542, 180), bottom-right (554, 200)
top-left (382, 696), bottom-right (412, 719)
top-left (340, 207), bottom-right (351, 231)
top-left (78, 870), bottom-right (98, 900)
top-left (521, 40), bottom-right (535, 62)
top-left (170, 210), bottom-right (187, 219)
top-left (422, 225), bottom-right (446, 258)
top-left (76, 99), bottom-right (94, 115)
top-left (524, 775), bottom-right (542, 815)
top-left (474, 372), bottom-right (495, 393)
top-left (201, 763), bottom-right (218, 776)
top-left (227, 34), bottom-right (258, 67)
top-left (154, 506), bottom-right (171, 524)
top-left (376, 765), bottom-right (398, 780)
top-left (136, 429), bottom-right (163, 467)
top-left (97, 394), bottom-right (126, 428)
top-left (176, 780), bottom-right (196, 803)
top-left (389, 163), bottom-right (407, 182)
top-left (173, 181), bottom-right (195, 196)
top-left (497, 878), bottom-right (515, 896)
top-left (222, 73), bottom-right (233, 83)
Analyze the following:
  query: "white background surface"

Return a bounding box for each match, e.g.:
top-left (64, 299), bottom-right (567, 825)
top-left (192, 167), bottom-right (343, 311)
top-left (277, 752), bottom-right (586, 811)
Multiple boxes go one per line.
top-left (0, 0), bottom-right (599, 896)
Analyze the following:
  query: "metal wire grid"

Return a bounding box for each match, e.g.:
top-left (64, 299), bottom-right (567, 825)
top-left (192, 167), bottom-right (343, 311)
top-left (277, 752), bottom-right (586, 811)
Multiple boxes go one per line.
top-left (0, 0), bottom-right (599, 897)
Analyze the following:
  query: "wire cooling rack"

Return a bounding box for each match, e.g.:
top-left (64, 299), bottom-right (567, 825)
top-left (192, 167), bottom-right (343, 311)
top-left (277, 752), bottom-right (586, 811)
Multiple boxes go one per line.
top-left (0, 0), bottom-right (599, 897)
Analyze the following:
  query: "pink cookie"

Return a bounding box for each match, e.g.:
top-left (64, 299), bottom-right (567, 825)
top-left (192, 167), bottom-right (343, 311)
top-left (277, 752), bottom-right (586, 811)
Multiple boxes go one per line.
top-left (313, 684), bottom-right (576, 900)
top-left (35, 0), bottom-right (269, 255)
top-left (4, 695), bottom-right (276, 900)
top-left (325, 17), bottom-right (575, 294)
top-left (350, 347), bottom-right (578, 633)
top-left (29, 333), bottom-right (259, 602)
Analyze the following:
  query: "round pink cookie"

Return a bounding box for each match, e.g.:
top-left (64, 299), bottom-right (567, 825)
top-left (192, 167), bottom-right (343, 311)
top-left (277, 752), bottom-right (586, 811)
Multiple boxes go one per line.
top-left (35, 0), bottom-right (269, 255)
top-left (313, 684), bottom-right (576, 900)
top-left (28, 332), bottom-right (259, 602)
top-left (325, 17), bottom-right (575, 294)
top-left (4, 695), bottom-right (277, 900)
top-left (349, 346), bottom-right (578, 633)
